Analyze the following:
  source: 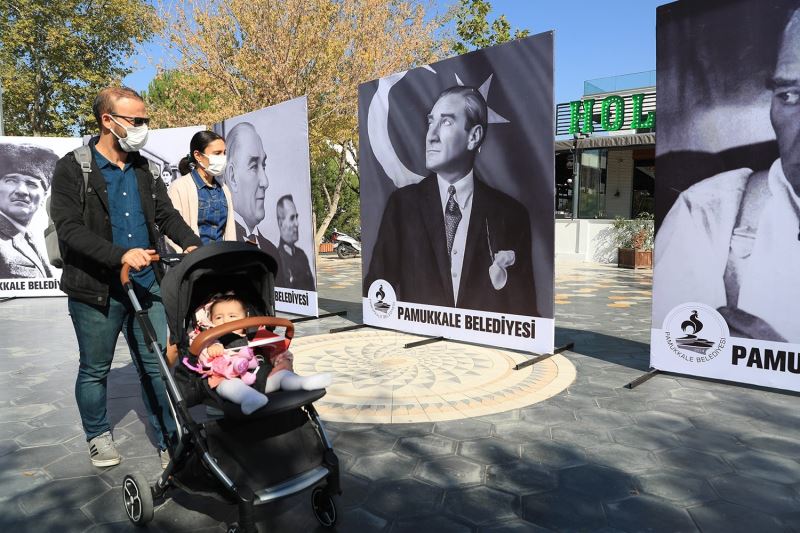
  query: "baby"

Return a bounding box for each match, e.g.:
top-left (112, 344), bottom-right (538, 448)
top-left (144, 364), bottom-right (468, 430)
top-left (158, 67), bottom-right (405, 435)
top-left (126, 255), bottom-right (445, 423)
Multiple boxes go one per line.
top-left (187, 294), bottom-right (331, 414)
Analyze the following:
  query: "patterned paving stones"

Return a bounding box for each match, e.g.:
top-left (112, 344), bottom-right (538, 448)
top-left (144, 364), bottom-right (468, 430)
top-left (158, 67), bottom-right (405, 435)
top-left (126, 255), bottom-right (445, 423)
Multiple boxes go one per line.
top-left (291, 329), bottom-right (576, 423)
top-left (1, 256), bottom-right (799, 531)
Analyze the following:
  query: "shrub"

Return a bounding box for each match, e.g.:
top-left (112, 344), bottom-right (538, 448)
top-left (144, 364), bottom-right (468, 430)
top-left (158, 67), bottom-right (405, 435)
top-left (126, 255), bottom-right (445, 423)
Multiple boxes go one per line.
top-left (612, 212), bottom-right (654, 251)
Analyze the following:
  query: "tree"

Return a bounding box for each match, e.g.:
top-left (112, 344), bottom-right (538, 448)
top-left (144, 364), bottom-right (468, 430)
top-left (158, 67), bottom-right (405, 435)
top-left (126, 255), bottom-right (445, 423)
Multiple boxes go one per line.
top-left (0, 0), bottom-right (159, 136)
top-left (451, 0), bottom-right (530, 56)
top-left (311, 142), bottom-right (360, 240)
top-left (145, 70), bottom-right (215, 121)
top-left (147, 0), bottom-right (446, 244)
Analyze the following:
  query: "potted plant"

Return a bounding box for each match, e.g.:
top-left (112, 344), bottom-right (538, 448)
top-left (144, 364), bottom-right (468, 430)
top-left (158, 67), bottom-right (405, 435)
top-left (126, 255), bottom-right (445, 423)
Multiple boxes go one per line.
top-left (612, 212), bottom-right (654, 269)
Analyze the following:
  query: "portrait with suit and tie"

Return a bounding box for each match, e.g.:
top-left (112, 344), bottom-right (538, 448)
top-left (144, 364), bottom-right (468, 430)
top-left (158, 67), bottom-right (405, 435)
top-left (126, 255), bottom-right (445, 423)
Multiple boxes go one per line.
top-left (221, 121), bottom-right (280, 261)
top-left (364, 86), bottom-right (538, 316)
top-left (0, 143), bottom-right (59, 279)
top-left (214, 97), bottom-right (319, 316)
top-left (359, 32), bottom-right (555, 333)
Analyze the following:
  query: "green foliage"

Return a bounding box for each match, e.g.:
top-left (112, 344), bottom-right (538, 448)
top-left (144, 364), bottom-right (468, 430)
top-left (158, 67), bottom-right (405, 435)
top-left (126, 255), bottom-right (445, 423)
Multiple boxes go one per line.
top-left (452, 0), bottom-right (530, 55)
top-left (0, 0), bottom-right (159, 135)
top-left (143, 70), bottom-right (215, 128)
top-left (612, 212), bottom-right (654, 251)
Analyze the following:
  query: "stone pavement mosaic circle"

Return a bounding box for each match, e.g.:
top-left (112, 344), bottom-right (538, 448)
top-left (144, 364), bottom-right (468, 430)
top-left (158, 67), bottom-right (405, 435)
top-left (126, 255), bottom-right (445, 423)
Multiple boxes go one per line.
top-left (290, 330), bottom-right (576, 423)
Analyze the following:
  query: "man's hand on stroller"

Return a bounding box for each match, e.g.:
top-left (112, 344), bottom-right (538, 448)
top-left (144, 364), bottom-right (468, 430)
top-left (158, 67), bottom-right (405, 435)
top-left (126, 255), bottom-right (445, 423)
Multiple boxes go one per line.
top-left (121, 248), bottom-right (156, 270)
top-left (185, 245), bottom-right (198, 253)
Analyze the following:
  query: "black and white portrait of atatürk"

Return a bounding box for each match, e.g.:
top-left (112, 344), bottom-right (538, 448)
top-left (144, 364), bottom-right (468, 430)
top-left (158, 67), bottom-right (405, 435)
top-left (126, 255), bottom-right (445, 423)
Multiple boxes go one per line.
top-left (214, 96), bottom-right (318, 316)
top-left (359, 32), bottom-right (555, 322)
top-left (653, 0), bottom-right (800, 344)
top-left (0, 142), bottom-right (60, 279)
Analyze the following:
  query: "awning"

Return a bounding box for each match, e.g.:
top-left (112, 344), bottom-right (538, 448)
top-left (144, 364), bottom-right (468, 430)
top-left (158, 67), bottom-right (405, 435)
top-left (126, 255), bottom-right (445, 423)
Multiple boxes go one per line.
top-left (555, 132), bottom-right (656, 152)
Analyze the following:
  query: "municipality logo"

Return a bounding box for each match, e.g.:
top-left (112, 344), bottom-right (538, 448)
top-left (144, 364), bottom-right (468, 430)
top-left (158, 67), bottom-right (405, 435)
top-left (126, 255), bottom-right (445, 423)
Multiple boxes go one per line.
top-left (663, 303), bottom-right (728, 363)
top-left (368, 279), bottom-right (396, 319)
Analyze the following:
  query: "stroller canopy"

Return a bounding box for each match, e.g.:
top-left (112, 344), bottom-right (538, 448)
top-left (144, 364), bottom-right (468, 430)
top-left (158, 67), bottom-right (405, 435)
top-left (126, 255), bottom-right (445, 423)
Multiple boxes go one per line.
top-left (161, 242), bottom-right (278, 346)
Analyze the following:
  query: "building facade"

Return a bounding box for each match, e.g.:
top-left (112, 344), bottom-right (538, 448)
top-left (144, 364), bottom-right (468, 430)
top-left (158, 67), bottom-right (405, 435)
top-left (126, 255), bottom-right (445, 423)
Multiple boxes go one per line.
top-left (554, 71), bottom-right (656, 262)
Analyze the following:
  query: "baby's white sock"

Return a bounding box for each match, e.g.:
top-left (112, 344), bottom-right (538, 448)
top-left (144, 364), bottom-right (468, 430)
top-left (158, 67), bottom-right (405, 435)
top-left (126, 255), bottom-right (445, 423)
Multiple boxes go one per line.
top-left (217, 378), bottom-right (268, 415)
top-left (265, 370), bottom-right (332, 393)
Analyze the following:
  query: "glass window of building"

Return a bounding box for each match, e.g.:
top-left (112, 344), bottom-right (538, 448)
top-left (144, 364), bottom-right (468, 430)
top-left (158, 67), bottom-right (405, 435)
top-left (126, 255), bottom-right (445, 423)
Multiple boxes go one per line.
top-left (578, 149), bottom-right (607, 219)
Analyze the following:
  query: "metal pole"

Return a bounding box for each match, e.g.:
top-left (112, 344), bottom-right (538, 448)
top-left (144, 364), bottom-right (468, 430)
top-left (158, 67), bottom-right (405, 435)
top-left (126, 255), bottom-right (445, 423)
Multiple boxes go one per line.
top-left (0, 77), bottom-right (5, 136)
top-left (571, 136), bottom-right (580, 218)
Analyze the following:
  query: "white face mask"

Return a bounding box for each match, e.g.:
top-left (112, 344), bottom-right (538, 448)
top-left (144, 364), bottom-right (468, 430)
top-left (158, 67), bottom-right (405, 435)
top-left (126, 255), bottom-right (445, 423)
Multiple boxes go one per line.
top-left (200, 154), bottom-right (227, 177)
top-left (110, 116), bottom-right (149, 152)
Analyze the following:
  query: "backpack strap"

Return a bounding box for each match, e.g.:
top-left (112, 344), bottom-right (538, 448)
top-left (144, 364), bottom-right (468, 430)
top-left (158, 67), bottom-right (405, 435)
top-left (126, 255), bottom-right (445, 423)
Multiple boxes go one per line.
top-left (72, 145), bottom-right (93, 202)
top-left (723, 170), bottom-right (770, 307)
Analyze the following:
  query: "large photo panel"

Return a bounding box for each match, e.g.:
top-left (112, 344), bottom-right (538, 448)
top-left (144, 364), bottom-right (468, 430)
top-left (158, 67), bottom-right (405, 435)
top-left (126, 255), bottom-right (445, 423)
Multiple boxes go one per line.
top-left (0, 136), bottom-right (82, 297)
top-left (652, 0), bottom-right (800, 391)
top-left (213, 96), bottom-right (318, 316)
top-left (358, 32), bottom-right (555, 353)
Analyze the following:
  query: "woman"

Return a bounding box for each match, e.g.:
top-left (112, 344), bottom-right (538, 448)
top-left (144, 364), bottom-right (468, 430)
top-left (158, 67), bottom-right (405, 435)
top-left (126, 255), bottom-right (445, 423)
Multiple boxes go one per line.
top-left (167, 131), bottom-right (235, 251)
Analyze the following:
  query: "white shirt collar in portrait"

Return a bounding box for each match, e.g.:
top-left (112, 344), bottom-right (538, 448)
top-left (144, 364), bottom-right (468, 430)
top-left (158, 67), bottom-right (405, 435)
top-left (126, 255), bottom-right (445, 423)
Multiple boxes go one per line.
top-left (437, 170), bottom-right (474, 304)
top-left (233, 211), bottom-right (262, 240)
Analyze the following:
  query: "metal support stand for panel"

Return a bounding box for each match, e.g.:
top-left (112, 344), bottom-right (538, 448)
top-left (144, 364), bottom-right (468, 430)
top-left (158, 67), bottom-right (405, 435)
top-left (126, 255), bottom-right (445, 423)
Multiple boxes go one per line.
top-left (404, 336), bottom-right (445, 349)
top-left (329, 323), bottom-right (372, 334)
top-left (291, 310), bottom-right (348, 324)
top-left (513, 342), bottom-right (574, 371)
top-left (624, 368), bottom-right (661, 389)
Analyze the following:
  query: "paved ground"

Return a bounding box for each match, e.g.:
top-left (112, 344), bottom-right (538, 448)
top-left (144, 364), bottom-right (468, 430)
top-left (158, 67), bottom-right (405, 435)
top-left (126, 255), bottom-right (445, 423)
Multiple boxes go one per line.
top-left (1, 256), bottom-right (799, 532)
top-left (291, 328), bottom-right (576, 423)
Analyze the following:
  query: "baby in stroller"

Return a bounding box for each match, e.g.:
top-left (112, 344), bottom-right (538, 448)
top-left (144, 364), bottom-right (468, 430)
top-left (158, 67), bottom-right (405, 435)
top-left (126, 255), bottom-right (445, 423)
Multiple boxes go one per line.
top-left (185, 292), bottom-right (331, 414)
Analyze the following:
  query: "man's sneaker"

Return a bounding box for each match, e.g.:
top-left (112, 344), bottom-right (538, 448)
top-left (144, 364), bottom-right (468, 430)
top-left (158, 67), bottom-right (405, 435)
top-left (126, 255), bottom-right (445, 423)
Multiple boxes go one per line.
top-left (88, 432), bottom-right (121, 467)
top-left (159, 449), bottom-right (170, 469)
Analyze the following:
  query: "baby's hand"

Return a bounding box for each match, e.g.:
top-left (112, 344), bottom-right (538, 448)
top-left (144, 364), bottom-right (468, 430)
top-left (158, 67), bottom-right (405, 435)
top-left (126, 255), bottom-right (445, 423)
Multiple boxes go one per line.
top-left (207, 343), bottom-right (225, 357)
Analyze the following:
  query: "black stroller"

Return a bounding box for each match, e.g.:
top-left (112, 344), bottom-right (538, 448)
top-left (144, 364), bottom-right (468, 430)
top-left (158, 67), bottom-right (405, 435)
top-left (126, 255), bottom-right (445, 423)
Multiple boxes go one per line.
top-left (119, 242), bottom-right (340, 532)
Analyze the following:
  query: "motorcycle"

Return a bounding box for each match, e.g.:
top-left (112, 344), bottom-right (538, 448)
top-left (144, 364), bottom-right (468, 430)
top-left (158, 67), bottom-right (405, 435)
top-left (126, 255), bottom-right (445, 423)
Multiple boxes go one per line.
top-left (330, 229), bottom-right (361, 259)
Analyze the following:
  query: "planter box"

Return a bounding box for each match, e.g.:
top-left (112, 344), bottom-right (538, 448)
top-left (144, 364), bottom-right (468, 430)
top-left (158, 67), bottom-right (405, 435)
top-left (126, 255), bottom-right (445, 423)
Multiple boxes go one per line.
top-left (617, 248), bottom-right (652, 269)
top-left (319, 243), bottom-right (335, 253)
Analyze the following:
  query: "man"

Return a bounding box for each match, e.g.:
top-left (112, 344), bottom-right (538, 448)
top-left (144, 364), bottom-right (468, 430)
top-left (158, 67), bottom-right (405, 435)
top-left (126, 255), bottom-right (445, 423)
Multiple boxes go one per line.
top-left (653, 8), bottom-right (800, 343)
top-left (274, 194), bottom-right (314, 290)
top-left (0, 143), bottom-right (58, 279)
top-left (50, 87), bottom-right (202, 467)
top-left (365, 86), bottom-right (538, 316)
top-left (222, 122), bottom-right (278, 260)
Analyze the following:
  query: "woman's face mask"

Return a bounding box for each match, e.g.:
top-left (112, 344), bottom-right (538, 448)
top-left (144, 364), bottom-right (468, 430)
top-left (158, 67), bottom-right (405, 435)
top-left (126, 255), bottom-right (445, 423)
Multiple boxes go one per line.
top-left (199, 153), bottom-right (227, 177)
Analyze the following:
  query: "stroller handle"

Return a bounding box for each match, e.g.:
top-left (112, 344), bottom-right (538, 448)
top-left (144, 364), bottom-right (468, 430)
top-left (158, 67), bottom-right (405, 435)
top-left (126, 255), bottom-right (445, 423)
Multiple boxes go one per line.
top-left (120, 253), bottom-right (161, 286)
top-left (120, 253), bottom-right (185, 286)
top-left (190, 317), bottom-right (295, 356)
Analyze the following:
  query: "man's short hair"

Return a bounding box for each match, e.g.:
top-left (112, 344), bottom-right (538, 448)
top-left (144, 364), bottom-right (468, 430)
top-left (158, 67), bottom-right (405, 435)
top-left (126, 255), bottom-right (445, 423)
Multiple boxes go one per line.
top-left (92, 87), bottom-right (144, 125)
top-left (0, 143), bottom-right (59, 190)
top-left (276, 194), bottom-right (295, 222)
top-left (437, 86), bottom-right (488, 143)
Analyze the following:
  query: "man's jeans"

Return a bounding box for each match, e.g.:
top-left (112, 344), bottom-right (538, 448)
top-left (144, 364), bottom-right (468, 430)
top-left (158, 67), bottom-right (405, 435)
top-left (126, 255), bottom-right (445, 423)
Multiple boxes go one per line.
top-left (68, 280), bottom-right (175, 450)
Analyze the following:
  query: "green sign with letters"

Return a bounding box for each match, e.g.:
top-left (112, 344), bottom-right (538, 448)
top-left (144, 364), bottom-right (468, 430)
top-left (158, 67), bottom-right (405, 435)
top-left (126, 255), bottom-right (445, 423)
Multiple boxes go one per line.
top-left (568, 93), bottom-right (655, 135)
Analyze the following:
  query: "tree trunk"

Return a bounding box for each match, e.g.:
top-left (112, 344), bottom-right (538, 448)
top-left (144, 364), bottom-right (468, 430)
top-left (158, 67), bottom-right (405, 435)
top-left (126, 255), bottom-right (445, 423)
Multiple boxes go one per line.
top-left (314, 148), bottom-right (349, 246)
top-left (314, 172), bottom-right (345, 247)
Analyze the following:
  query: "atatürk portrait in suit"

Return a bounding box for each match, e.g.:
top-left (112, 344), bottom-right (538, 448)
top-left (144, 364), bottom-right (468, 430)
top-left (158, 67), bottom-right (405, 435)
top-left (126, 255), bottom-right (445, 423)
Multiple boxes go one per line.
top-left (223, 122), bottom-right (279, 261)
top-left (364, 86), bottom-right (538, 316)
top-left (0, 143), bottom-right (58, 279)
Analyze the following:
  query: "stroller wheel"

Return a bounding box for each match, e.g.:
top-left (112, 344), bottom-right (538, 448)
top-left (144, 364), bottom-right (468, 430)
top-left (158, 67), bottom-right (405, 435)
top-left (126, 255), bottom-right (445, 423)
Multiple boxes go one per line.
top-left (122, 473), bottom-right (154, 525)
top-left (311, 487), bottom-right (337, 528)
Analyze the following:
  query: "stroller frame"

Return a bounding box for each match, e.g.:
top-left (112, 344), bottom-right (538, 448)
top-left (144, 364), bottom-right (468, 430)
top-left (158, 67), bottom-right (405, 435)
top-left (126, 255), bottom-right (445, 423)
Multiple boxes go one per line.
top-left (119, 250), bottom-right (340, 532)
